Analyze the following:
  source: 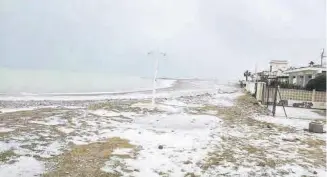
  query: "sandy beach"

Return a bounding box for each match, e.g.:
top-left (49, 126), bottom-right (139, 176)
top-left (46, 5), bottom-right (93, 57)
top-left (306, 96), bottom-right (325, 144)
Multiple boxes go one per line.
top-left (0, 79), bottom-right (326, 177)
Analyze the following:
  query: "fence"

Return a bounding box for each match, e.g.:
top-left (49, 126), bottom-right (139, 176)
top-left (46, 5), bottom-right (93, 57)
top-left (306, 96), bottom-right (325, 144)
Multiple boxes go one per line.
top-left (245, 82), bottom-right (326, 109)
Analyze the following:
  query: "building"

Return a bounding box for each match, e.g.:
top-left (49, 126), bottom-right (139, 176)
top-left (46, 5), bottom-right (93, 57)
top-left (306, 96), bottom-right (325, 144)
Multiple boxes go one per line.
top-left (253, 60), bottom-right (289, 83)
top-left (269, 60), bottom-right (288, 72)
top-left (284, 66), bottom-right (326, 87)
top-left (253, 60), bottom-right (289, 82)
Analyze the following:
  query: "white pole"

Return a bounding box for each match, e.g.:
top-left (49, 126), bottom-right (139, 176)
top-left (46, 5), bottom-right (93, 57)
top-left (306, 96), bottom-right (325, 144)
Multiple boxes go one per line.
top-left (152, 55), bottom-right (159, 105)
top-left (255, 63), bottom-right (258, 82)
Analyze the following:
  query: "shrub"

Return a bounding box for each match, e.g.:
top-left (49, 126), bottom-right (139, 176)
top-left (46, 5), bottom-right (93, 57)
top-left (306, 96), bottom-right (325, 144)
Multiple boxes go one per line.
top-left (269, 81), bottom-right (304, 90)
top-left (306, 73), bottom-right (326, 91)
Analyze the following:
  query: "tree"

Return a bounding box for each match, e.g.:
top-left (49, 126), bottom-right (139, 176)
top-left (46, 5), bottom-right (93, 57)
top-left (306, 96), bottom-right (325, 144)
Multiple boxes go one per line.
top-left (244, 70), bottom-right (251, 81)
top-left (309, 61), bottom-right (315, 67)
top-left (306, 73), bottom-right (326, 91)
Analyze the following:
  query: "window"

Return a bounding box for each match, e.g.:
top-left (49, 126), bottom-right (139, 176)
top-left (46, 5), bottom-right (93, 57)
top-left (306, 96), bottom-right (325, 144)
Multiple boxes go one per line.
top-left (300, 76), bottom-right (304, 78)
top-left (308, 75), bottom-right (312, 79)
top-left (293, 76), bottom-right (296, 78)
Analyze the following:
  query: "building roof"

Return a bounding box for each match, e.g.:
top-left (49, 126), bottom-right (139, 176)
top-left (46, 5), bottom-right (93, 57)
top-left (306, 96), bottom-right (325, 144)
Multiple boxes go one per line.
top-left (284, 66), bottom-right (326, 74)
top-left (269, 60), bottom-right (288, 64)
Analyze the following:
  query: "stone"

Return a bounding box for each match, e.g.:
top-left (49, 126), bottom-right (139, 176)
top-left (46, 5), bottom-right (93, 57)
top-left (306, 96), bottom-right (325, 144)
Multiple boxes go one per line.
top-left (313, 171), bottom-right (317, 174)
top-left (267, 124), bottom-right (272, 129)
top-left (257, 161), bottom-right (266, 167)
top-left (158, 145), bottom-right (163, 149)
top-left (309, 122), bottom-right (324, 133)
top-left (282, 137), bottom-right (299, 142)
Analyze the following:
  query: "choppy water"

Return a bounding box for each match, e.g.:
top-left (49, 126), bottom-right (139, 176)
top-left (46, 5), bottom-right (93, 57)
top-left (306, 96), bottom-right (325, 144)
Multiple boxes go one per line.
top-left (0, 68), bottom-right (174, 95)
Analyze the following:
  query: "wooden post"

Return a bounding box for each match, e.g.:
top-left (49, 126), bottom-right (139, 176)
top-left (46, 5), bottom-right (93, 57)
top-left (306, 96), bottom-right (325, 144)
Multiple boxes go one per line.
top-left (262, 83), bottom-right (266, 103)
top-left (272, 79), bottom-right (279, 116)
top-left (277, 87), bottom-right (287, 118)
top-left (266, 84), bottom-right (270, 108)
top-left (254, 82), bottom-right (258, 98)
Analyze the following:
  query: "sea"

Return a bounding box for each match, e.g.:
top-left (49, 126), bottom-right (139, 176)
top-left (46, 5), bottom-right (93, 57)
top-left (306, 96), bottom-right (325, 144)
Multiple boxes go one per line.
top-left (0, 68), bottom-right (175, 96)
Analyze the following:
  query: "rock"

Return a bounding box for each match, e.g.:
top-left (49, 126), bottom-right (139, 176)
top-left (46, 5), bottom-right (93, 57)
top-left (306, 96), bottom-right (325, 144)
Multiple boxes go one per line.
top-left (267, 124), bottom-right (272, 129)
top-left (282, 137), bottom-right (299, 142)
top-left (309, 122), bottom-right (324, 133)
top-left (158, 145), bottom-right (163, 149)
top-left (313, 171), bottom-right (317, 175)
top-left (183, 160), bottom-right (192, 165)
top-left (257, 161), bottom-right (266, 167)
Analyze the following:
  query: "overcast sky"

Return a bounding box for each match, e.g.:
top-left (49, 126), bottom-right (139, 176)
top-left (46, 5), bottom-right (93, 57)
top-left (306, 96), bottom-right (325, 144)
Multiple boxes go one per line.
top-left (0, 0), bottom-right (326, 79)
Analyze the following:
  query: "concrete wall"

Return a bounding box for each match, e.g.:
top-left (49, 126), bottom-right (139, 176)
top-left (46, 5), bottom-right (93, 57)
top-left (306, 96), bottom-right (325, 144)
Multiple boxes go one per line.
top-left (245, 82), bottom-right (256, 95)
top-left (246, 81), bottom-right (326, 110)
top-left (255, 82), bottom-right (265, 102)
top-left (262, 87), bottom-right (326, 110)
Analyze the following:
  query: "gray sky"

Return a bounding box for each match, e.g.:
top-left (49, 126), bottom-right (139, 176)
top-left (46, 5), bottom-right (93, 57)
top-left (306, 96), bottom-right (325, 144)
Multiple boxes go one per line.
top-left (0, 0), bottom-right (326, 80)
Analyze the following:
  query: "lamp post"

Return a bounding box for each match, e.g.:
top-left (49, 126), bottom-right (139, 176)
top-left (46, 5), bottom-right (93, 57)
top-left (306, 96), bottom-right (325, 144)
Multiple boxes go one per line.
top-left (147, 51), bottom-right (166, 105)
top-left (321, 48), bottom-right (326, 67)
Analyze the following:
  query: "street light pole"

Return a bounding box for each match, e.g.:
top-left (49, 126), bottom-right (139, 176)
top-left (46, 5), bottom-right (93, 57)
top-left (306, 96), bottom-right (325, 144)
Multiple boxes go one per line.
top-left (148, 51), bottom-right (166, 105)
top-left (321, 48), bottom-right (326, 67)
top-left (152, 55), bottom-right (159, 105)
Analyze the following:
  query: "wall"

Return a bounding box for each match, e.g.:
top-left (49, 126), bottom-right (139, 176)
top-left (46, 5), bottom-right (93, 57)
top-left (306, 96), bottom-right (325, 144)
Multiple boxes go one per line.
top-left (255, 82), bottom-right (265, 101)
top-left (262, 87), bottom-right (326, 109)
top-left (245, 82), bottom-right (256, 95)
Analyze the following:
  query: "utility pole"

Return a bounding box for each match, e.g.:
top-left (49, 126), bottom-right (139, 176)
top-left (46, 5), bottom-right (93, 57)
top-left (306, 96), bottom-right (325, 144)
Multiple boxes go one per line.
top-left (255, 63), bottom-right (258, 82)
top-left (321, 48), bottom-right (326, 67)
top-left (148, 51), bottom-right (166, 105)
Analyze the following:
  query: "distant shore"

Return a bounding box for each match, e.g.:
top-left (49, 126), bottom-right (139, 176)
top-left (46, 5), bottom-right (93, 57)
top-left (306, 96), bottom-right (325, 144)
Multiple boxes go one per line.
top-left (0, 79), bottom-right (209, 108)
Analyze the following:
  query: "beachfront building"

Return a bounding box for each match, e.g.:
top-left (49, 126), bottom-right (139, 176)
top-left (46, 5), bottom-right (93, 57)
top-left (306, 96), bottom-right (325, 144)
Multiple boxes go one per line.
top-left (269, 60), bottom-right (288, 73)
top-left (284, 66), bottom-right (327, 87)
top-left (269, 60), bottom-right (289, 81)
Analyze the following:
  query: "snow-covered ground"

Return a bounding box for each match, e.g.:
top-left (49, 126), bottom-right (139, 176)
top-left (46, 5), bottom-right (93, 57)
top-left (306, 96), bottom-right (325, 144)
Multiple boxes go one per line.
top-left (0, 80), bottom-right (325, 177)
top-left (253, 106), bottom-right (326, 140)
top-left (268, 106), bottom-right (326, 120)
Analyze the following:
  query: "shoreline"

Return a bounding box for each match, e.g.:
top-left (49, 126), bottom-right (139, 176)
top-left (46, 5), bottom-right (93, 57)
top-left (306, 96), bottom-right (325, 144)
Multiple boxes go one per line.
top-left (0, 79), bottom-right (226, 108)
top-left (0, 79), bottom-right (223, 100)
top-left (0, 79), bottom-right (177, 97)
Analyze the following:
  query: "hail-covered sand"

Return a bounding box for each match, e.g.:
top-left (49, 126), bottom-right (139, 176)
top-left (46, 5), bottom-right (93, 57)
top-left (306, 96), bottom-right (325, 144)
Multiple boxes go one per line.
top-left (0, 84), bottom-right (325, 177)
